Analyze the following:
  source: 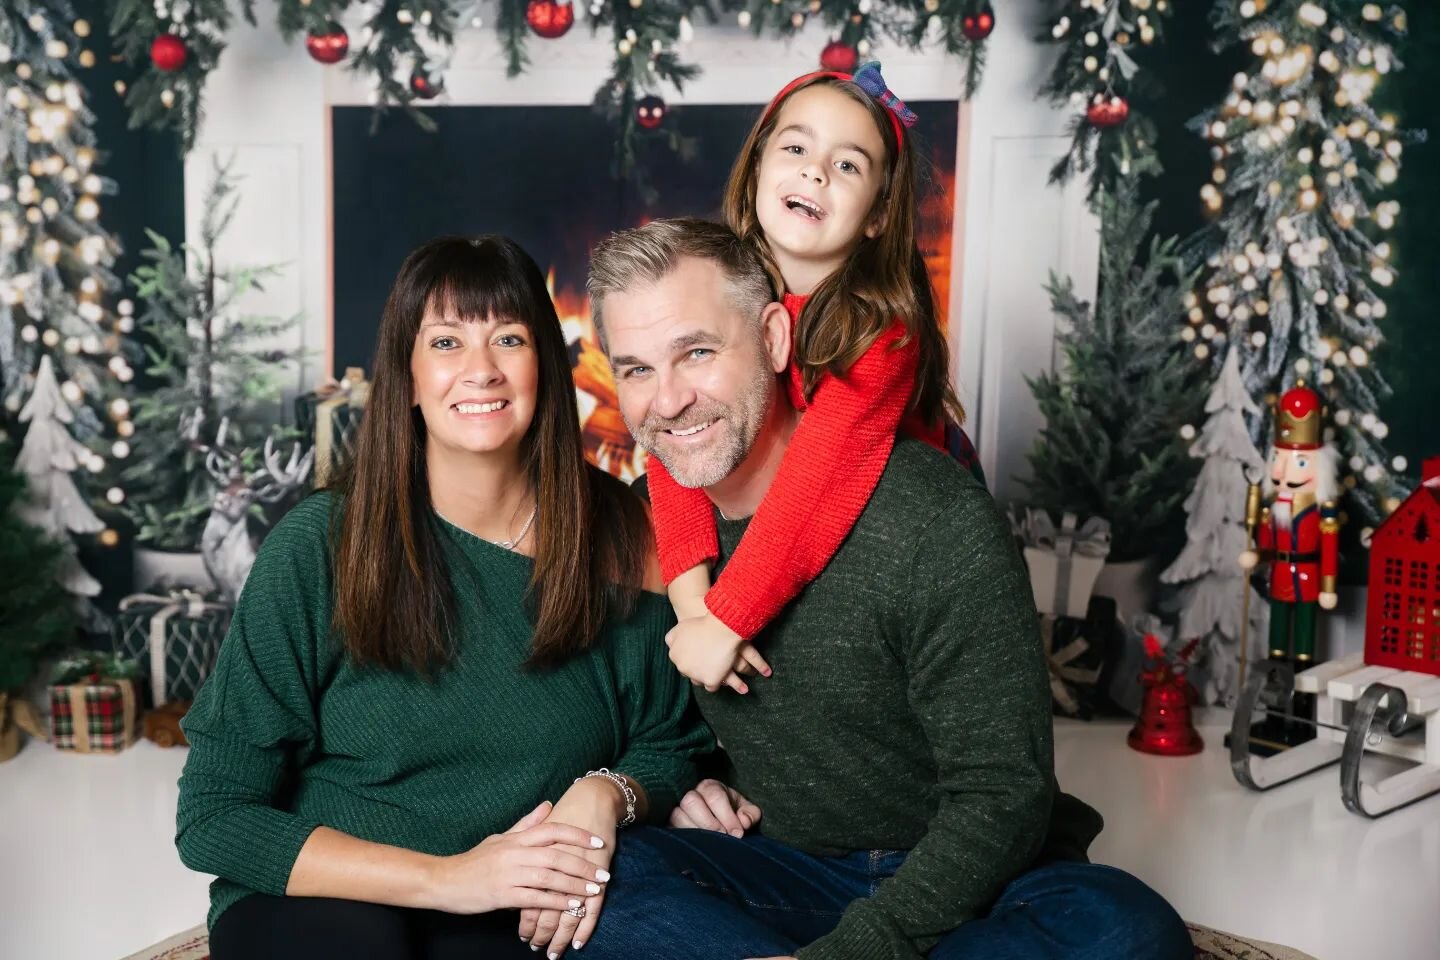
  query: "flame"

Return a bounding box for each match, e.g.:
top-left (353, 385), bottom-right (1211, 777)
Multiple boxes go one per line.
top-left (548, 268), bottom-right (647, 481)
top-left (918, 150), bottom-right (957, 332)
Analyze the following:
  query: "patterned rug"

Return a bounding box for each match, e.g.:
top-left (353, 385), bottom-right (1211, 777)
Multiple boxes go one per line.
top-left (120, 922), bottom-right (1318, 960)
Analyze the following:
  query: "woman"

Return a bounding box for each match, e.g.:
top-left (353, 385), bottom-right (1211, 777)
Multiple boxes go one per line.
top-left (175, 236), bottom-right (711, 960)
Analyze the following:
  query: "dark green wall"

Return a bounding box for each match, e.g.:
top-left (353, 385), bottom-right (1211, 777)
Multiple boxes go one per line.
top-left (76, 9), bottom-right (184, 620)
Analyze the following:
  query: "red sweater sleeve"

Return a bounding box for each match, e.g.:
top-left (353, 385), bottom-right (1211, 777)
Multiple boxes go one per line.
top-left (704, 322), bottom-right (929, 639)
top-left (647, 455), bottom-right (722, 584)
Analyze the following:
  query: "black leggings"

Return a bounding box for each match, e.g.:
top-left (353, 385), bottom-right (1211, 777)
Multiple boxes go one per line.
top-left (209, 893), bottom-right (537, 960)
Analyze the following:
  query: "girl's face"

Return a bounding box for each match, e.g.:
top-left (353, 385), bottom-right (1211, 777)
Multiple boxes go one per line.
top-left (409, 305), bottom-right (539, 463)
top-left (753, 84), bottom-right (888, 289)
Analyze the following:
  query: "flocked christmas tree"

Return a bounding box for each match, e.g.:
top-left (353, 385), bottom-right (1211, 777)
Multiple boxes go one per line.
top-left (0, 438), bottom-right (77, 694)
top-left (1023, 177), bottom-right (1204, 562)
top-left (1187, 0), bottom-right (1411, 532)
top-left (15, 355), bottom-right (105, 619)
top-left (1, 1), bottom-right (132, 424)
top-left (115, 158), bottom-right (301, 550)
top-left (2, 2), bottom-right (136, 622)
top-left (1160, 345), bottom-right (1267, 706)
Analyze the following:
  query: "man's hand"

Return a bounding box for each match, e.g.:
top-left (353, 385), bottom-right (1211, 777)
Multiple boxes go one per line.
top-left (665, 613), bottom-right (770, 694)
top-left (1319, 590), bottom-right (1338, 610)
top-left (669, 779), bottom-right (762, 838)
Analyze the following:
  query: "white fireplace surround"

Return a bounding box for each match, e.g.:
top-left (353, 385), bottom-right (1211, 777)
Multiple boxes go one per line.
top-left (186, 0), bottom-right (1097, 504)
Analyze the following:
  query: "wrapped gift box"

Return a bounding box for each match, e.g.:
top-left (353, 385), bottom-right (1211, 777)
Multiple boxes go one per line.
top-left (47, 655), bottom-right (143, 754)
top-left (1011, 507), bottom-right (1112, 619)
top-left (113, 590), bottom-right (230, 708)
top-left (295, 367), bottom-right (369, 485)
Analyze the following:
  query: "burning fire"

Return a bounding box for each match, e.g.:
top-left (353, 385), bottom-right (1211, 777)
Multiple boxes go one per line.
top-left (548, 268), bottom-right (648, 482)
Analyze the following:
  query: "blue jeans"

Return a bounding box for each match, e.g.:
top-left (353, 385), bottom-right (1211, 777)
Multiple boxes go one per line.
top-left (586, 827), bottom-right (1191, 960)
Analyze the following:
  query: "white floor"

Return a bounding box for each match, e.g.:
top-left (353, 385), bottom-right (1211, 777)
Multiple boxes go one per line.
top-left (2, 713), bottom-right (1437, 960)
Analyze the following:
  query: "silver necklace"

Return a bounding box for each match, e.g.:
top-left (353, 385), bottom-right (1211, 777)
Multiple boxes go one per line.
top-left (437, 502), bottom-right (537, 551)
top-left (497, 504), bottom-right (538, 551)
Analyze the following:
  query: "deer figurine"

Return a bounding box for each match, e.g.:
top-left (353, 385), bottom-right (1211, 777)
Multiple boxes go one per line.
top-left (200, 420), bottom-right (315, 603)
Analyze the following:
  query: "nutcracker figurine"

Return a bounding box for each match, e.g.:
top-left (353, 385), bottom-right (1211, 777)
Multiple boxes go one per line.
top-left (1239, 383), bottom-right (1340, 744)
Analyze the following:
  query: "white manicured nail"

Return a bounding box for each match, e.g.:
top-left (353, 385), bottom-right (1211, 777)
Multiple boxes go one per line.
top-left (585, 882), bottom-right (601, 895)
top-left (568, 899), bottom-right (582, 909)
top-left (596, 869), bottom-right (610, 882)
top-left (573, 941), bottom-right (584, 950)
top-left (590, 836), bottom-right (604, 848)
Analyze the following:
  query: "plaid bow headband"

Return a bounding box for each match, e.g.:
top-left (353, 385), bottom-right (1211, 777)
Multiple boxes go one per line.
top-left (761, 60), bottom-right (918, 146)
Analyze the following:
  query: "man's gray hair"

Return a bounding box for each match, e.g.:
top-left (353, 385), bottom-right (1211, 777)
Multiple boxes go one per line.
top-left (586, 218), bottom-right (775, 352)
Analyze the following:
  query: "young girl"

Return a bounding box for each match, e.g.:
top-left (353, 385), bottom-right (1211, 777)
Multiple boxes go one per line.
top-left (648, 62), bottom-right (982, 694)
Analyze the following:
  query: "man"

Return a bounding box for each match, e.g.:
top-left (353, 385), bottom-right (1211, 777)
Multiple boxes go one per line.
top-left (579, 218), bottom-right (1189, 960)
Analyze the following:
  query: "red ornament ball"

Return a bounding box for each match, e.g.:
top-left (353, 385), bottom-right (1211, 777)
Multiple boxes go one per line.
top-left (1085, 95), bottom-right (1131, 128)
top-left (526, 0), bottom-right (575, 39)
top-left (305, 25), bottom-right (349, 65)
top-left (819, 40), bottom-right (859, 74)
top-left (635, 95), bottom-right (667, 130)
top-left (410, 70), bottom-right (443, 100)
top-left (149, 33), bottom-right (188, 73)
top-left (961, 6), bottom-right (995, 41)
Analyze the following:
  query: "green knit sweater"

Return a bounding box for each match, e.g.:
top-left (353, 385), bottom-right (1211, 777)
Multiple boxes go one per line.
top-left (648, 438), bottom-right (1103, 960)
top-left (175, 492), bottom-right (712, 930)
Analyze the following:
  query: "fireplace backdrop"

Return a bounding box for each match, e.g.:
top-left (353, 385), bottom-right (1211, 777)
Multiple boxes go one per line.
top-left (332, 101), bottom-right (959, 478)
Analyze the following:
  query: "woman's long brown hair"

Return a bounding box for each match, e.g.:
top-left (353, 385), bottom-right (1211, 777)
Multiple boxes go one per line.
top-left (722, 74), bottom-right (965, 427)
top-left (329, 236), bottom-right (651, 674)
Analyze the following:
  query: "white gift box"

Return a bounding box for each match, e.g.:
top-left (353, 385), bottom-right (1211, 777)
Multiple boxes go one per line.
top-left (1012, 509), bottom-right (1112, 619)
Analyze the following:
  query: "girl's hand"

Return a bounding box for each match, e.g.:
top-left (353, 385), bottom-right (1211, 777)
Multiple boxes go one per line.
top-left (665, 614), bottom-right (771, 693)
top-left (670, 779), bottom-right (762, 838)
top-left (427, 802), bottom-right (606, 914)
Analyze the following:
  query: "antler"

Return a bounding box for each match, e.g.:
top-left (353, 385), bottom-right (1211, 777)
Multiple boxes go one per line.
top-left (251, 435), bottom-right (315, 504)
top-left (197, 415), bottom-right (241, 487)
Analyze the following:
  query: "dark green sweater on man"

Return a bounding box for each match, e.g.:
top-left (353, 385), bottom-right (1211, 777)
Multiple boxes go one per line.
top-left (649, 438), bottom-right (1103, 960)
top-left (175, 492), bottom-right (712, 930)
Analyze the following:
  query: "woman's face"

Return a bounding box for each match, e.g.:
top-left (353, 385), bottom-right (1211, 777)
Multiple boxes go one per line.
top-left (409, 303), bottom-right (539, 462)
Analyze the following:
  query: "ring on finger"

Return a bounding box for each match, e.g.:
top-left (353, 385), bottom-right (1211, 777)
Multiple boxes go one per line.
top-left (564, 904), bottom-right (587, 919)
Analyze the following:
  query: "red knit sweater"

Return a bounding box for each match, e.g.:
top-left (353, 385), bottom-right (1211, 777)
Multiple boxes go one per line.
top-left (645, 291), bottom-right (945, 640)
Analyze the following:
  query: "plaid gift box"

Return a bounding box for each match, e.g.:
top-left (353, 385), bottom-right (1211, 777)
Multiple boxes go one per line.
top-left (295, 367), bottom-right (368, 486)
top-left (47, 656), bottom-right (141, 753)
top-left (113, 591), bottom-right (230, 708)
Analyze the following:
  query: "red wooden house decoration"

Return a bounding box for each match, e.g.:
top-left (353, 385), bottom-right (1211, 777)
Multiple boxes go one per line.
top-left (1364, 456), bottom-right (1440, 677)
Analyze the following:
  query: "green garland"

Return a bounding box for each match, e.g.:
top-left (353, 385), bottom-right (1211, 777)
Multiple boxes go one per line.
top-left (103, 0), bottom-right (999, 173)
top-left (1038, 0), bottom-right (1175, 194)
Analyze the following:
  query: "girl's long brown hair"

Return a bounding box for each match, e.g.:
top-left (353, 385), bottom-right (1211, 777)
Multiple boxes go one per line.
top-left (722, 74), bottom-right (964, 427)
top-left (330, 236), bottom-right (651, 674)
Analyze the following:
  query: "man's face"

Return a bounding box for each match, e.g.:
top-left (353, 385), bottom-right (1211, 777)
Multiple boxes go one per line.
top-left (603, 256), bottom-right (787, 488)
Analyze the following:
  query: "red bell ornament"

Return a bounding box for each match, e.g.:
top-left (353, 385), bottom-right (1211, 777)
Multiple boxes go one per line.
top-left (306, 25), bottom-right (350, 65)
top-left (1086, 95), bottom-right (1131, 129)
top-left (1128, 663), bottom-right (1204, 756)
top-left (819, 40), bottom-right (859, 73)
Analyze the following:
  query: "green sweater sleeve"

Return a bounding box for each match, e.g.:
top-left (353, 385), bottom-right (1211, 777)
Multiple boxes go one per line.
top-left (175, 497), bottom-right (333, 896)
top-left (799, 493), bottom-right (1055, 960)
top-left (611, 597), bottom-right (714, 820)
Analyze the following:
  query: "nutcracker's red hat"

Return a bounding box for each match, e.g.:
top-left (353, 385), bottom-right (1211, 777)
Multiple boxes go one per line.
top-left (1275, 383), bottom-right (1324, 450)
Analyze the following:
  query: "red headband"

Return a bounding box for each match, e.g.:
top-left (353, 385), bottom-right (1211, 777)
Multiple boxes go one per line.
top-left (759, 70), bottom-right (908, 148)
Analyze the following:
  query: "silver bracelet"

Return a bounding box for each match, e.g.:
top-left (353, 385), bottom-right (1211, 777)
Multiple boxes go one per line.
top-left (575, 767), bottom-right (637, 828)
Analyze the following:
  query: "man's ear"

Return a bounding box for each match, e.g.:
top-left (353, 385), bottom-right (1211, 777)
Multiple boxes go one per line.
top-left (760, 302), bottom-right (792, 374)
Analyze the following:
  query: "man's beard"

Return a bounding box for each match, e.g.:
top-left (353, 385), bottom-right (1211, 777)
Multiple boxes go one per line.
top-left (626, 362), bottom-right (776, 490)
